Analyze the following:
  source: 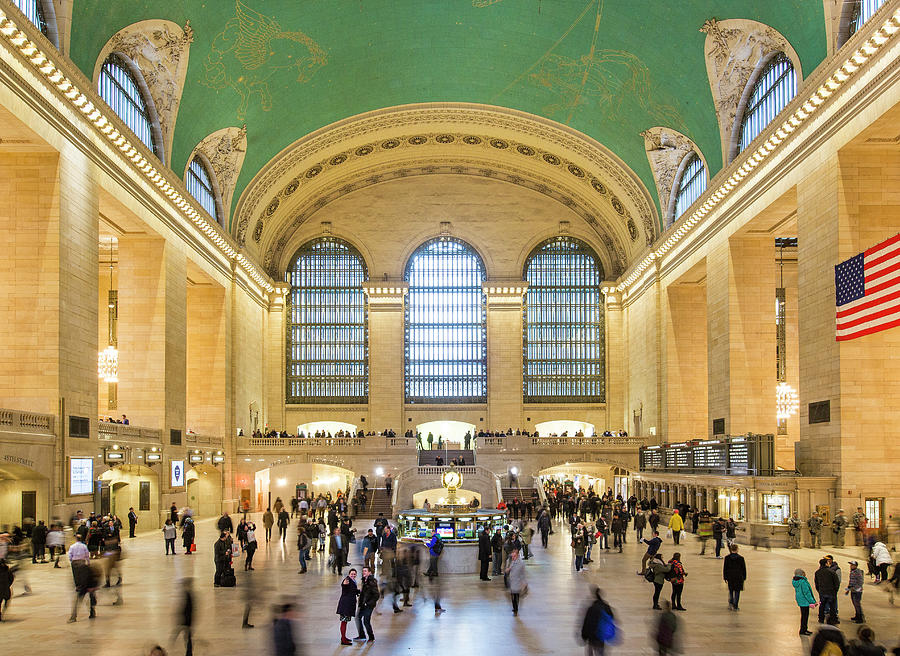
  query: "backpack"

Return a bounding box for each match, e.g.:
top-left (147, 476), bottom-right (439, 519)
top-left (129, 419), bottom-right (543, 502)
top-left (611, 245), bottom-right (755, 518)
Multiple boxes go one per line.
top-left (644, 568), bottom-right (655, 583)
top-left (664, 568), bottom-right (677, 581)
top-left (433, 537), bottom-right (444, 555)
top-left (595, 609), bottom-right (617, 642)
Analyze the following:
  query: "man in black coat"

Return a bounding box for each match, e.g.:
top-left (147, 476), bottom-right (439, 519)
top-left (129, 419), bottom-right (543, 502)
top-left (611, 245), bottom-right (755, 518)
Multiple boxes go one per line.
top-left (354, 567), bottom-right (379, 641)
top-left (478, 527), bottom-right (492, 581)
top-left (31, 520), bottom-right (48, 563)
top-left (490, 528), bottom-right (504, 576)
top-left (722, 543), bottom-right (747, 610)
top-left (127, 507), bottom-right (138, 538)
top-left (814, 557), bottom-right (840, 624)
top-left (213, 532), bottom-right (231, 587)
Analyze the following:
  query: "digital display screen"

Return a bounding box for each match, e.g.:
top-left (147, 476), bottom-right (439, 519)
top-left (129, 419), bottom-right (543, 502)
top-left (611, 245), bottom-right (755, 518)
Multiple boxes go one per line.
top-left (436, 523), bottom-right (453, 539)
top-left (70, 458), bottom-right (93, 495)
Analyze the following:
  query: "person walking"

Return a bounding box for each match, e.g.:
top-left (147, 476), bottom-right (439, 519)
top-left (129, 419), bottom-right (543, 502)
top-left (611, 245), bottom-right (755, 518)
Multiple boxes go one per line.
top-left (336, 569), bottom-right (359, 645)
top-left (814, 557), bottom-right (839, 624)
top-left (272, 603), bottom-right (297, 656)
top-left (654, 601), bottom-right (680, 655)
top-left (572, 527), bottom-right (587, 572)
top-left (162, 519), bottom-right (177, 555)
top-left (478, 526), bottom-right (492, 581)
top-left (634, 510), bottom-right (647, 542)
top-left (296, 523), bottom-right (310, 574)
top-left (581, 587), bottom-right (616, 656)
top-left (262, 508), bottom-right (274, 542)
top-left (128, 507), bottom-right (138, 538)
top-left (47, 524), bottom-right (64, 567)
top-left (722, 543), bottom-right (746, 611)
top-left (243, 522), bottom-right (258, 570)
top-left (792, 568), bottom-right (817, 635)
top-left (277, 509), bottom-right (290, 542)
top-left (668, 510), bottom-right (684, 545)
top-left (846, 560), bottom-right (865, 623)
top-left (848, 626), bottom-right (887, 656)
top-left (538, 509), bottom-right (551, 548)
top-left (647, 553), bottom-right (671, 609)
top-left (181, 514), bottom-right (195, 555)
top-left (330, 527), bottom-right (346, 575)
top-left (505, 548), bottom-right (527, 616)
top-left (668, 552), bottom-right (687, 610)
top-left (425, 529), bottom-right (443, 578)
top-left (0, 558), bottom-right (14, 621)
top-left (31, 520), bottom-right (47, 563)
top-left (67, 535), bottom-right (98, 622)
top-left (872, 541), bottom-right (892, 584)
top-left (354, 566), bottom-right (378, 642)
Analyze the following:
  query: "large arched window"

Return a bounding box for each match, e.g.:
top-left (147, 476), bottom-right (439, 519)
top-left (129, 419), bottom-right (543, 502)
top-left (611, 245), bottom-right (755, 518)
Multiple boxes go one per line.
top-left (98, 54), bottom-right (164, 162)
top-left (524, 236), bottom-right (605, 403)
top-left (405, 238), bottom-right (486, 403)
top-left (185, 155), bottom-right (222, 224)
top-left (286, 238), bottom-right (368, 403)
top-left (672, 152), bottom-right (707, 223)
top-left (12, 0), bottom-right (57, 46)
top-left (735, 52), bottom-right (797, 158)
top-left (840, 0), bottom-right (885, 47)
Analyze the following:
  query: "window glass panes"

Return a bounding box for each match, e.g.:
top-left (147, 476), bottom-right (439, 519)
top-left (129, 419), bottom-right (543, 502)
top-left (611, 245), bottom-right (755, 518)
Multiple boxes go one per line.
top-left (186, 157), bottom-right (219, 222)
top-left (98, 54), bottom-right (159, 158)
top-left (405, 238), bottom-right (487, 403)
top-left (672, 153), bottom-right (706, 222)
top-left (286, 238), bottom-right (368, 403)
top-left (523, 236), bottom-right (605, 403)
top-left (737, 52), bottom-right (797, 156)
top-left (12, 0), bottom-right (48, 37)
top-left (848, 0), bottom-right (885, 39)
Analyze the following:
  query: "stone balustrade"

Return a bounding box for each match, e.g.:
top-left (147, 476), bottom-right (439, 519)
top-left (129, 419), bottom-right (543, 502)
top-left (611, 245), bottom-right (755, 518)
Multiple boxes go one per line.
top-left (417, 465), bottom-right (477, 476)
top-left (185, 433), bottom-right (224, 448)
top-left (242, 436), bottom-right (414, 451)
top-left (477, 435), bottom-right (646, 450)
top-left (98, 420), bottom-right (161, 444)
top-left (0, 408), bottom-right (55, 435)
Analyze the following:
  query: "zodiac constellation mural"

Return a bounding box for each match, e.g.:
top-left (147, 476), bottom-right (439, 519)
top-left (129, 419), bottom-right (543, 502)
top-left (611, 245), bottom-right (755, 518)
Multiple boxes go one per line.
top-left (488, 0), bottom-right (685, 131)
top-left (201, 0), bottom-right (327, 120)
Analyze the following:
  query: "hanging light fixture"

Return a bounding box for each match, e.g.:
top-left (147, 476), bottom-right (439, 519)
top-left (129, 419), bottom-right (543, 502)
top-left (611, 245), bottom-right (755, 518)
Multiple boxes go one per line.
top-left (776, 381), bottom-right (799, 421)
top-left (98, 238), bottom-right (119, 383)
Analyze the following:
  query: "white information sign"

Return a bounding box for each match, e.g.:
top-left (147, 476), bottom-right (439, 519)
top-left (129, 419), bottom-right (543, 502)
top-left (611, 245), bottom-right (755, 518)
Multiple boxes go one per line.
top-left (171, 460), bottom-right (185, 487)
top-left (70, 458), bottom-right (94, 495)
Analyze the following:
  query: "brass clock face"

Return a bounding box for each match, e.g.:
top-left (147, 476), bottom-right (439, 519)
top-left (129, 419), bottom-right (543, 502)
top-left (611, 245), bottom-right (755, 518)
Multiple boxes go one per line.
top-left (443, 471), bottom-right (461, 488)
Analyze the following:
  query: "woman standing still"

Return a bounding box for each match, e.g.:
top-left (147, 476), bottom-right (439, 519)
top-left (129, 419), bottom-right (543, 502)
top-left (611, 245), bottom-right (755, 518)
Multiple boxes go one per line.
top-left (668, 552), bottom-right (687, 610)
top-left (244, 522), bottom-right (258, 570)
top-left (505, 548), bottom-right (527, 616)
top-left (336, 569), bottom-right (359, 645)
top-left (162, 519), bottom-right (177, 555)
top-left (792, 568), bottom-right (817, 635)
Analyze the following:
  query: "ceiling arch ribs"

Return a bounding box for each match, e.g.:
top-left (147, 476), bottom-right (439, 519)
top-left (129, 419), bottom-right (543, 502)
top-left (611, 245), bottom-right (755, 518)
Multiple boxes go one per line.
top-left (231, 103), bottom-right (660, 275)
top-left (92, 19), bottom-right (193, 166)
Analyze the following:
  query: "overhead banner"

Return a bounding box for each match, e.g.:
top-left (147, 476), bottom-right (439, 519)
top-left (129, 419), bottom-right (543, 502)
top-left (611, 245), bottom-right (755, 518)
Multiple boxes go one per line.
top-left (170, 460), bottom-right (185, 487)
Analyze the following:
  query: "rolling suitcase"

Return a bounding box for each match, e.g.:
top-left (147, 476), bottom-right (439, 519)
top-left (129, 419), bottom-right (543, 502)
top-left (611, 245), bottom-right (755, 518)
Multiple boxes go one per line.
top-left (221, 566), bottom-right (236, 587)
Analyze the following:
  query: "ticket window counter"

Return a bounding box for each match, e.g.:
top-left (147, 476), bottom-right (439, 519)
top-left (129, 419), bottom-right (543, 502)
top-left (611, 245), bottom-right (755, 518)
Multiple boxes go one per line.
top-left (397, 511), bottom-right (507, 543)
top-left (763, 494), bottom-right (791, 524)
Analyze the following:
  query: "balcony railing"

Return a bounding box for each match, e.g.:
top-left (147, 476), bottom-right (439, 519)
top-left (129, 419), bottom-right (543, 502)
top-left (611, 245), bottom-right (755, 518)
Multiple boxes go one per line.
top-left (98, 421), bottom-right (161, 444)
top-left (243, 436), bottom-right (414, 450)
top-left (476, 435), bottom-right (646, 450)
top-left (417, 465), bottom-right (477, 476)
top-left (185, 433), bottom-right (223, 448)
top-left (0, 408), bottom-right (55, 435)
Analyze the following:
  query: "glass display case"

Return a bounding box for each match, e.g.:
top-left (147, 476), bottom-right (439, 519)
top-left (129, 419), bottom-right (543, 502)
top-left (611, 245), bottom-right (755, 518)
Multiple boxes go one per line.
top-left (397, 509), bottom-right (507, 543)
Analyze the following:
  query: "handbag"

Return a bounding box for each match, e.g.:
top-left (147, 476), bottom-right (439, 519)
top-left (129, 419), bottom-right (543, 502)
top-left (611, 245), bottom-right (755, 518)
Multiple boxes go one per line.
top-left (666, 528), bottom-right (673, 539)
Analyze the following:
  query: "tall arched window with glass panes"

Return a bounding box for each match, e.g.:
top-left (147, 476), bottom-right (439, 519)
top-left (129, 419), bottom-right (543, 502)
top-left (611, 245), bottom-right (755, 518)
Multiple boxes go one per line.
top-left (523, 236), bottom-right (605, 403)
top-left (98, 53), bottom-right (164, 162)
top-left (405, 238), bottom-right (487, 403)
top-left (842, 0), bottom-right (885, 46)
top-left (734, 52), bottom-right (797, 159)
top-left (672, 152), bottom-right (707, 224)
top-left (285, 238), bottom-right (368, 403)
top-left (185, 155), bottom-right (222, 225)
top-left (11, 0), bottom-right (57, 45)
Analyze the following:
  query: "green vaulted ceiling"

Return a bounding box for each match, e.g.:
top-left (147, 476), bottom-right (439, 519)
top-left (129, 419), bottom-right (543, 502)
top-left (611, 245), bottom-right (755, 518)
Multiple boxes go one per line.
top-left (70, 0), bottom-right (827, 230)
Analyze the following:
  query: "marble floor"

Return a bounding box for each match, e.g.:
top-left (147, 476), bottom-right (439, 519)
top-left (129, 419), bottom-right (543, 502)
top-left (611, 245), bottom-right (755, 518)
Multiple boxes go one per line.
top-left (3, 515), bottom-right (898, 655)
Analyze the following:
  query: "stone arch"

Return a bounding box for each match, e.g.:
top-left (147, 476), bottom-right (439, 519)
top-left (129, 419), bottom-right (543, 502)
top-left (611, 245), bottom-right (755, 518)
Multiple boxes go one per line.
top-left (278, 227), bottom-right (375, 285)
top-left (185, 463), bottom-right (222, 518)
top-left (99, 463), bottom-right (160, 526)
top-left (93, 19), bottom-right (193, 165)
top-left (187, 125), bottom-right (247, 226)
top-left (699, 18), bottom-right (802, 164)
top-left (640, 127), bottom-right (709, 228)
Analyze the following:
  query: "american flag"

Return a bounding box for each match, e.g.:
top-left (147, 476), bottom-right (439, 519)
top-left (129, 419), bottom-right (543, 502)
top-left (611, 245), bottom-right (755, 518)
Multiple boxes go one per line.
top-left (835, 233), bottom-right (900, 341)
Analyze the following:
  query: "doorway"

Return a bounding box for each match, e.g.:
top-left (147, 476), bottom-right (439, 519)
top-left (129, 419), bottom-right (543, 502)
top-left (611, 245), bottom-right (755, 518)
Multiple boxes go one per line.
top-left (21, 491), bottom-right (36, 524)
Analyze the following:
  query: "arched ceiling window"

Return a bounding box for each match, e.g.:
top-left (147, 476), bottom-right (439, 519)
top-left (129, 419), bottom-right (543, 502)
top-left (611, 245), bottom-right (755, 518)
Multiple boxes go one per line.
top-left (11, 0), bottom-right (56, 46)
top-left (286, 237), bottom-right (368, 404)
top-left (842, 0), bottom-right (885, 46)
top-left (524, 236), bottom-right (605, 403)
top-left (98, 53), bottom-right (164, 162)
top-left (736, 52), bottom-right (797, 158)
top-left (186, 155), bottom-right (222, 225)
top-left (405, 237), bottom-right (486, 404)
top-left (672, 152), bottom-right (707, 224)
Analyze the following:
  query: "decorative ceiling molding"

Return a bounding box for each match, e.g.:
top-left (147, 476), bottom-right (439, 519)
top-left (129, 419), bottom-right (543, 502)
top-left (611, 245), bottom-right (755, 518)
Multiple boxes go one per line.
top-left (640, 127), bottom-right (707, 228)
top-left (92, 19), bottom-right (193, 165)
top-left (187, 125), bottom-right (248, 226)
top-left (232, 103), bottom-right (659, 255)
top-left (700, 18), bottom-right (802, 164)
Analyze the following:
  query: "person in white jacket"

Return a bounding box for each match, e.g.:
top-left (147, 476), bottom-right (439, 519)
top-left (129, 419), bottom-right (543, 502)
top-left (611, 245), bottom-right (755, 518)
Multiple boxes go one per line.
top-left (872, 541), bottom-right (893, 583)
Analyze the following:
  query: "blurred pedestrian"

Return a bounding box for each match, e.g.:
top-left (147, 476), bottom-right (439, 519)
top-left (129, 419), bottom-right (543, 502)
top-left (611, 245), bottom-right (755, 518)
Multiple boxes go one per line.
top-left (174, 581), bottom-right (194, 656)
top-left (272, 603), bottom-right (297, 656)
top-left (506, 548), bottom-right (527, 616)
top-left (580, 587), bottom-right (616, 656)
top-left (654, 601), bottom-right (679, 655)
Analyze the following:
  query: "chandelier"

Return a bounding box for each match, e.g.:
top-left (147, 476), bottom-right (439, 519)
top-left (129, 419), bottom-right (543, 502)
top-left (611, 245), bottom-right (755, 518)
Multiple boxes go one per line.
top-left (775, 382), bottom-right (799, 420)
top-left (98, 345), bottom-right (119, 383)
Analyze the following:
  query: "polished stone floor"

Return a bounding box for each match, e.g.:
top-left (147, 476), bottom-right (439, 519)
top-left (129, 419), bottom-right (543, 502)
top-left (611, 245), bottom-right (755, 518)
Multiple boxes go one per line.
top-left (3, 515), bottom-right (898, 655)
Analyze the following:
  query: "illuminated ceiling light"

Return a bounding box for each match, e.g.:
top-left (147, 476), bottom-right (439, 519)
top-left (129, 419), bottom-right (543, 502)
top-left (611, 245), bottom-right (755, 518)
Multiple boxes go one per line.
top-left (98, 345), bottom-right (119, 383)
top-left (776, 382), bottom-right (799, 421)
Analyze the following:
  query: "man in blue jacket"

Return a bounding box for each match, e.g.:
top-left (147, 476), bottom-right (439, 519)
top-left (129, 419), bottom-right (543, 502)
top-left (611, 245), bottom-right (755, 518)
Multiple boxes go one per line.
top-left (426, 530), bottom-right (443, 578)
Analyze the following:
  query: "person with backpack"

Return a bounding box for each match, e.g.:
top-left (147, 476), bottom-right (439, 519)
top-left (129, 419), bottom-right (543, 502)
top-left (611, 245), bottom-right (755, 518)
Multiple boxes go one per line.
top-left (425, 530), bottom-right (443, 577)
top-left (581, 586), bottom-right (616, 655)
top-left (647, 553), bottom-right (672, 610)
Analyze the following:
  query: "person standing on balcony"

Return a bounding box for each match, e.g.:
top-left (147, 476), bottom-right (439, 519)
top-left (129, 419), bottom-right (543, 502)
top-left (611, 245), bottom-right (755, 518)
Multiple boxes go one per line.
top-left (427, 433), bottom-right (434, 450)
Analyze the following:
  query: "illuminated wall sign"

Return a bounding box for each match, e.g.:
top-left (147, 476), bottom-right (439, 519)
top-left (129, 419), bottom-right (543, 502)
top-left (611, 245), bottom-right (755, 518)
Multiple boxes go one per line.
top-left (106, 451), bottom-right (124, 461)
top-left (212, 454), bottom-right (225, 463)
top-left (171, 460), bottom-right (185, 487)
top-left (146, 453), bottom-right (162, 462)
top-left (189, 454), bottom-right (203, 464)
top-left (70, 458), bottom-right (94, 495)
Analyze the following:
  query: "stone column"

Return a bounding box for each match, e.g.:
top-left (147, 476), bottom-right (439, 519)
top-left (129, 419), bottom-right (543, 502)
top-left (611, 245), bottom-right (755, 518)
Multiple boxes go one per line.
top-left (363, 283), bottom-right (408, 431)
top-left (605, 288), bottom-right (625, 430)
top-left (483, 282), bottom-right (527, 428)
top-left (264, 283), bottom-right (289, 433)
top-left (117, 236), bottom-right (187, 433)
top-left (186, 282), bottom-right (227, 436)
top-left (706, 235), bottom-right (777, 436)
